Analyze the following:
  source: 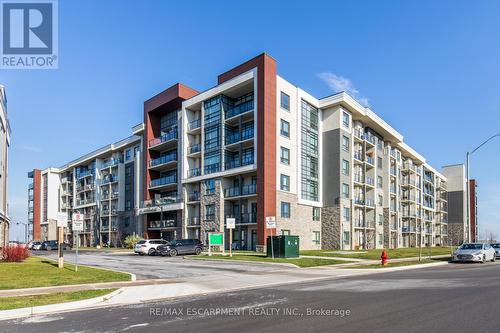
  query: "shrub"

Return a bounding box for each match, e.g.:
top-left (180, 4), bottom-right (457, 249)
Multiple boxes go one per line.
top-left (1, 244), bottom-right (30, 262)
top-left (123, 235), bottom-right (143, 249)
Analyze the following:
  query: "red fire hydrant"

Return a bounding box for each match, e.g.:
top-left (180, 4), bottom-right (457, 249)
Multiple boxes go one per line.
top-left (381, 250), bottom-right (388, 266)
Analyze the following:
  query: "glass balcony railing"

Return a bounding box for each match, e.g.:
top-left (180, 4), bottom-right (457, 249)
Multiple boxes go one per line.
top-left (402, 226), bottom-right (416, 233)
top-left (224, 184), bottom-right (257, 198)
top-left (365, 156), bottom-right (375, 165)
top-left (354, 197), bottom-right (365, 205)
top-left (141, 196), bottom-right (181, 208)
top-left (225, 100), bottom-right (254, 119)
top-left (188, 119), bottom-right (201, 131)
top-left (354, 152), bottom-right (363, 161)
top-left (365, 176), bottom-right (375, 186)
top-left (77, 170), bottom-right (93, 179)
top-left (148, 220), bottom-right (177, 229)
top-left (149, 131), bottom-right (178, 148)
top-left (354, 174), bottom-right (364, 183)
top-left (188, 168), bottom-right (201, 178)
top-left (149, 175), bottom-right (177, 188)
top-left (354, 219), bottom-right (375, 228)
top-left (225, 157), bottom-right (254, 170)
top-left (101, 174), bottom-right (118, 185)
top-left (225, 213), bottom-right (257, 224)
top-left (101, 159), bottom-right (122, 169)
top-left (150, 153), bottom-right (177, 167)
top-left (204, 163), bottom-right (221, 174)
top-left (225, 129), bottom-right (254, 145)
top-left (188, 144), bottom-right (201, 154)
top-left (187, 192), bottom-right (200, 201)
top-left (365, 199), bottom-right (375, 208)
top-left (187, 217), bottom-right (200, 226)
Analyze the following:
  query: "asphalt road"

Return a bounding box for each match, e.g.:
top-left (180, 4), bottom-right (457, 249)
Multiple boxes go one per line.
top-left (33, 250), bottom-right (290, 279)
top-left (4, 261), bottom-right (500, 333)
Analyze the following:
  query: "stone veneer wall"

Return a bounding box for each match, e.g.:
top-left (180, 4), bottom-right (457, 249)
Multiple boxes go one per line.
top-left (448, 223), bottom-right (464, 246)
top-left (276, 191), bottom-right (321, 250)
top-left (383, 208), bottom-right (390, 249)
top-left (200, 181), bottom-right (223, 246)
top-left (0, 221), bottom-right (8, 248)
top-left (321, 206), bottom-right (341, 250)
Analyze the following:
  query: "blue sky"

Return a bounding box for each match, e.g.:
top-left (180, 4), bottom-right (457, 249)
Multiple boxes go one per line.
top-left (4, 0), bottom-right (500, 241)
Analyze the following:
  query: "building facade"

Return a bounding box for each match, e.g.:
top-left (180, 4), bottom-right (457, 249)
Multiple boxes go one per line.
top-left (28, 125), bottom-right (143, 246)
top-left (0, 86), bottom-right (10, 248)
top-left (30, 53), bottom-right (471, 250)
top-left (441, 164), bottom-right (469, 245)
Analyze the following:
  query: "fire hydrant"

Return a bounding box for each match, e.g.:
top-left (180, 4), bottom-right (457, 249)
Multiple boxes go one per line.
top-left (381, 250), bottom-right (388, 266)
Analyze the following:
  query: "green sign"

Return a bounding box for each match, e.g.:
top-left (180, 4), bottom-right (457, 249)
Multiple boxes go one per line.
top-left (209, 233), bottom-right (223, 245)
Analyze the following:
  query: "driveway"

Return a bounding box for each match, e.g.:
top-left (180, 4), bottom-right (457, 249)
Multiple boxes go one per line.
top-left (34, 250), bottom-right (294, 279)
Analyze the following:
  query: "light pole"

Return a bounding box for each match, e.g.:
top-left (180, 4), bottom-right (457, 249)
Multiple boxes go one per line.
top-left (466, 134), bottom-right (500, 243)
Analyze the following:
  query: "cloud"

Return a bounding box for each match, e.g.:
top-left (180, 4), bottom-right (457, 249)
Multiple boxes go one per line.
top-left (317, 72), bottom-right (369, 107)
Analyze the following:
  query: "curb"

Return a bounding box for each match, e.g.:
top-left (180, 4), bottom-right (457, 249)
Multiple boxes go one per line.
top-left (0, 288), bottom-right (123, 321)
top-left (183, 256), bottom-right (300, 268)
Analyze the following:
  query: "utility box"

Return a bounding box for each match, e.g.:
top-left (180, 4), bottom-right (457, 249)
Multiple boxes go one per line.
top-left (266, 235), bottom-right (299, 258)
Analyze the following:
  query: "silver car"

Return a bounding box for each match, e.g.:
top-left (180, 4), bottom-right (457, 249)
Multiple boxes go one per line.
top-left (134, 239), bottom-right (168, 256)
top-left (491, 243), bottom-right (500, 258)
top-left (453, 243), bottom-right (496, 263)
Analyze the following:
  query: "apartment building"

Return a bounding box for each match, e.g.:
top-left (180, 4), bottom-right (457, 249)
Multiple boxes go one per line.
top-left (28, 124), bottom-right (143, 246)
top-left (138, 53), bottom-right (453, 251)
top-left (0, 86), bottom-right (10, 248)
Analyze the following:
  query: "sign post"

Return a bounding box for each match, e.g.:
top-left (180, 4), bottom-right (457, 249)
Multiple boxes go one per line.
top-left (266, 216), bottom-right (277, 259)
top-left (56, 212), bottom-right (68, 269)
top-left (72, 212), bottom-right (84, 272)
top-left (226, 218), bottom-right (236, 257)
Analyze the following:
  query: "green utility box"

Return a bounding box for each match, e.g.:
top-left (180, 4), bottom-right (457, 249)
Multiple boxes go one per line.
top-left (266, 235), bottom-right (299, 258)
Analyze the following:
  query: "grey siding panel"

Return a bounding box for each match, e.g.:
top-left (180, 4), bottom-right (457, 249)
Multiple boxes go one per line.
top-left (447, 191), bottom-right (463, 224)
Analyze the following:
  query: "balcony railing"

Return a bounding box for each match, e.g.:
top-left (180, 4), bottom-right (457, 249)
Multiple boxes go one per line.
top-left (390, 167), bottom-right (397, 176)
top-left (101, 159), bottom-right (122, 169)
top-left (204, 163), bottom-right (221, 174)
top-left (101, 209), bottom-right (117, 216)
top-left (149, 130), bottom-right (178, 148)
top-left (354, 174), bottom-right (364, 183)
top-left (101, 175), bottom-right (117, 185)
top-left (188, 168), bottom-right (201, 178)
top-left (225, 129), bottom-right (254, 145)
top-left (365, 156), bottom-right (375, 165)
top-left (402, 226), bottom-right (416, 233)
top-left (100, 224), bottom-right (118, 232)
top-left (365, 199), bottom-right (375, 208)
top-left (77, 170), bottom-right (93, 179)
top-left (354, 197), bottom-right (365, 205)
top-left (101, 192), bottom-right (119, 201)
top-left (224, 184), bottom-right (257, 198)
top-left (149, 175), bottom-right (177, 188)
top-left (354, 152), bottom-right (363, 161)
top-left (365, 176), bottom-right (375, 186)
top-left (187, 217), bottom-right (200, 226)
top-left (148, 220), bottom-right (177, 229)
top-left (150, 153), bottom-right (177, 167)
top-left (225, 157), bottom-right (254, 170)
top-left (76, 198), bottom-right (95, 206)
top-left (365, 134), bottom-right (376, 145)
top-left (225, 100), bottom-right (254, 119)
top-left (354, 219), bottom-right (375, 228)
top-left (354, 129), bottom-right (364, 140)
top-left (188, 119), bottom-right (201, 131)
top-left (141, 196), bottom-right (181, 209)
top-left (28, 183), bottom-right (34, 189)
top-left (225, 213), bottom-right (257, 224)
top-left (188, 144), bottom-right (201, 155)
top-left (187, 192), bottom-right (200, 202)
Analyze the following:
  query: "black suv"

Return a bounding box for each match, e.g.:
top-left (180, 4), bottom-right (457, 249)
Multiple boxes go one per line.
top-left (41, 240), bottom-right (72, 251)
top-left (157, 239), bottom-right (203, 256)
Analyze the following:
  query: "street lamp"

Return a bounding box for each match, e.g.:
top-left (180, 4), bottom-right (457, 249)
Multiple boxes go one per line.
top-left (466, 133), bottom-right (500, 243)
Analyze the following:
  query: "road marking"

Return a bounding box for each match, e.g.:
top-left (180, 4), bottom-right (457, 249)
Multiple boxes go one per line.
top-left (122, 323), bottom-right (149, 331)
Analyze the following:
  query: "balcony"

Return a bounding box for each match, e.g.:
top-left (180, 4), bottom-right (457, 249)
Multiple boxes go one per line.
top-left (101, 174), bottom-right (118, 185)
top-left (28, 183), bottom-right (34, 189)
top-left (149, 174), bottom-right (177, 189)
top-left (390, 186), bottom-right (397, 195)
top-left (187, 217), bottom-right (200, 227)
top-left (354, 129), bottom-right (364, 140)
top-left (401, 195), bottom-right (417, 202)
top-left (401, 179), bottom-right (417, 187)
top-left (149, 131), bottom-right (178, 151)
top-left (149, 153), bottom-right (177, 171)
top-left (402, 210), bottom-right (417, 218)
top-left (390, 149), bottom-right (397, 159)
top-left (101, 192), bottom-right (119, 201)
top-left (354, 219), bottom-right (375, 228)
top-left (402, 226), bottom-right (416, 233)
top-left (76, 198), bottom-right (95, 206)
top-left (402, 163), bottom-right (418, 173)
top-left (100, 224), bottom-right (118, 232)
top-left (188, 144), bottom-right (201, 155)
top-left (225, 100), bottom-right (254, 120)
top-left (365, 199), bottom-right (375, 208)
top-left (225, 129), bottom-right (254, 146)
top-left (148, 220), bottom-right (177, 229)
top-left (61, 177), bottom-right (72, 184)
top-left (225, 213), bottom-right (257, 225)
top-left (390, 167), bottom-right (397, 176)
top-left (101, 159), bottom-right (122, 169)
top-left (365, 176), bottom-right (375, 187)
top-left (353, 174), bottom-right (364, 184)
top-left (365, 156), bottom-right (375, 166)
top-left (188, 119), bottom-right (201, 132)
top-left (100, 208), bottom-right (117, 216)
top-left (225, 157), bottom-right (254, 170)
top-left (188, 167), bottom-right (201, 178)
top-left (76, 184), bottom-right (95, 192)
top-left (204, 163), bottom-right (221, 174)
top-left (354, 197), bottom-right (365, 206)
top-left (138, 196), bottom-right (183, 214)
top-left (353, 152), bottom-right (364, 162)
top-left (224, 184), bottom-right (257, 198)
top-left (77, 170), bottom-right (93, 179)
top-left (365, 134), bottom-right (376, 146)
top-left (187, 191), bottom-right (200, 202)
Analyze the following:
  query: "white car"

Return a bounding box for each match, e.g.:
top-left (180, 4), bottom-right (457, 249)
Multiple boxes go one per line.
top-left (134, 239), bottom-right (168, 256)
top-left (29, 241), bottom-right (42, 250)
top-left (453, 243), bottom-right (496, 263)
top-left (491, 243), bottom-right (500, 258)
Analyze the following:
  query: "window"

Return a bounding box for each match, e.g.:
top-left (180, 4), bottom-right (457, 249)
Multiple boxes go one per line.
top-left (343, 231), bottom-right (350, 245)
top-left (377, 176), bottom-right (383, 189)
top-left (124, 217), bottom-right (130, 228)
top-left (280, 119), bottom-right (290, 137)
top-left (125, 149), bottom-right (132, 161)
top-left (378, 214), bottom-right (383, 226)
top-left (126, 200), bottom-right (132, 211)
top-left (205, 204), bottom-right (215, 219)
top-left (342, 183), bottom-right (349, 199)
top-left (280, 92), bottom-right (290, 111)
top-left (281, 229), bottom-right (291, 236)
top-left (342, 136), bottom-right (349, 152)
top-left (301, 100), bottom-right (319, 201)
top-left (342, 160), bottom-right (349, 176)
top-left (280, 147), bottom-right (290, 165)
top-left (342, 111), bottom-right (350, 128)
top-left (281, 202), bottom-right (291, 218)
top-left (205, 179), bottom-right (215, 195)
top-left (343, 207), bottom-right (350, 221)
top-left (378, 194), bottom-right (383, 206)
top-left (313, 207), bottom-right (320, 221)
top-left (280, 174), bottom-right (290, 191)
top-left (378, 233), bottom-right (383, 245)
top-left (313, 231), bottom-right (320, 245)
top-left (378, 157), bottom-right (383, 169)
top-left (134, 145), bottom-right (140, 156)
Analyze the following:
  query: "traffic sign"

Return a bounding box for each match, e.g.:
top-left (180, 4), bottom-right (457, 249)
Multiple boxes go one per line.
top-left (73, 212), bottom-right (83, 222)
top-left (266, 216), bottom-right (276, 229)
top-left (57, 212), bottom-right (68, 228)
top-left (226, 217), bottom-right (236, 229)
top-left (72, 221), bottom-right (84, 232)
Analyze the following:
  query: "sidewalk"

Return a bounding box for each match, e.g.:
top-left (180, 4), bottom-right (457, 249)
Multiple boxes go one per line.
top-left (0, 260), bottom-right (448, 321)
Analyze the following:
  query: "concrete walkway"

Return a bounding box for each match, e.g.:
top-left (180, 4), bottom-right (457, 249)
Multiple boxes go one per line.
top-left (0, 260), bottom-right (448, 320)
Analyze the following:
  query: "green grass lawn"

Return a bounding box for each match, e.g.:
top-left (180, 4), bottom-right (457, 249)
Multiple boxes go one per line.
top-left (192, 254), bottom-right (351, 267)
top-left (347, 258), bottom-right (448, 269)
top-left (301, 246), bottom-right (456, 260)
top-left (0, 289), bottom-right (117, 311)
top-left (0, 257), bottom-right (131, 290)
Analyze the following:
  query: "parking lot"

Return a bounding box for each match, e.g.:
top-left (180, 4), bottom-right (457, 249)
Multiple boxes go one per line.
top-left (34, 250), bottom-right (293, 280)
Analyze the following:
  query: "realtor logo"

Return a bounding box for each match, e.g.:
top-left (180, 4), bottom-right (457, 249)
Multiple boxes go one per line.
top-left (1, 0), bottom-right (58, 69)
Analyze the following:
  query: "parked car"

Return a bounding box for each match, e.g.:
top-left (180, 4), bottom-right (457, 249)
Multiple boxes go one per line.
top-left (452, 243), bottom-right (496, 263)
top-left (134, 239), bottom-right (169, 256)
top-left (491, 243), bottom-right (500, 258)
top-left (29, 241), bottom-right (42, 250)
top-left (40, 240), bottom-right (72, 251)
top-left (157, 239), bottom-right (203, 257)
